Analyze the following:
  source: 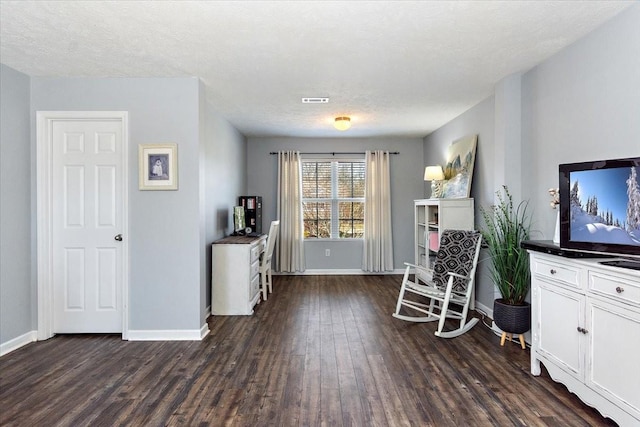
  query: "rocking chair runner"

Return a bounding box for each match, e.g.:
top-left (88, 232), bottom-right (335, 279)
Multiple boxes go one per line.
top-left (393, 229), bottom-right (482, 338)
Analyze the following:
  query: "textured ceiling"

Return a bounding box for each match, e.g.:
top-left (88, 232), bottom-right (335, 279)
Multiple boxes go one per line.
top-left (0, 1), bottom-right (634, 138)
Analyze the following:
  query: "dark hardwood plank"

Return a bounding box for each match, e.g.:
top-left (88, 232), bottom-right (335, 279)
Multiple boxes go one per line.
top-left (0, 274), bottom-right (617, 426)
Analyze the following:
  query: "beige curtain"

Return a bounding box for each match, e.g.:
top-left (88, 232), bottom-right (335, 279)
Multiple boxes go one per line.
top-left (362, 150), bottom-right (394, 272)
top-left (276, 151), bottom-right (305, 272)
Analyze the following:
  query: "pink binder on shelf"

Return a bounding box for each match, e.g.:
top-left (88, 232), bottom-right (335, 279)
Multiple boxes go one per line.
top-left (428, 231), bottom-right (440, 252)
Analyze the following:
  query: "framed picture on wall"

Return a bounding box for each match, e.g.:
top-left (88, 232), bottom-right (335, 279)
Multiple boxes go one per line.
top-left (139, 143), bottom-right (178, 190)
top-left (441, 134), bottom-right (477, 198)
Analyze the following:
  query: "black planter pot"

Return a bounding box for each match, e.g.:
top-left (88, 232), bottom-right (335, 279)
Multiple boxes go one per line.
top-left (493, 299), bottom-right (531, 334)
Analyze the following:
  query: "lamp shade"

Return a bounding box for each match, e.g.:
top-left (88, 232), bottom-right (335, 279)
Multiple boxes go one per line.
top-left (424, 165), bottom-right (444, 181)
top-left (334, 116), bottom-right (351, 131)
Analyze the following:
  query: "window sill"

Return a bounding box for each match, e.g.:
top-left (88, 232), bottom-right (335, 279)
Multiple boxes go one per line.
top-left (304, 238), bottom-right (364, 242)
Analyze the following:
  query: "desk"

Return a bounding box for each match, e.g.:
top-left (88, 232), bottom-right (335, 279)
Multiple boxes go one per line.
top-left (211, 235), bottom-right (266, 315)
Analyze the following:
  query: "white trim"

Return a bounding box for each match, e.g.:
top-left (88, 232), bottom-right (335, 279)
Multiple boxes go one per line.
top-left (474, 300), bottom-right (493, 319)
top-left (128, 328), bottom-right (208, 341)
top-left (276, 269), bottom-right (405, 276)
top-left (36, 111), bottom-right (129, 340)
top-left (0, 331), bottom-right (38, 357)
top-left (304, 238), bottom-right (364, 242)
top-left (36, 113), bottom-right (53, 340)
top-left (474, 300), bottom-right (532, 345)
top-left (490, 320), bottom-right (531, 346)
top-left (200, 323), bottom-right (210, 339)
top-left (473, 300), bottom-right (532, 346)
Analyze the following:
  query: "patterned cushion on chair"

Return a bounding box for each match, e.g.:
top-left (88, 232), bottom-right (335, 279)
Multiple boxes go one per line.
top-left (432, 230), bottom-right (481, 292)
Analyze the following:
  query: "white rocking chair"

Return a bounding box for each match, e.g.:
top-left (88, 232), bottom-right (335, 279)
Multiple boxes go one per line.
top-left (393, 229), bottom-right (482, 338)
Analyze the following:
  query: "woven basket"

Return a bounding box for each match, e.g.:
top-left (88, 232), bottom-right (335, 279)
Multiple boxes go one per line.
top-left (493, 299), bottom-right (531, 334)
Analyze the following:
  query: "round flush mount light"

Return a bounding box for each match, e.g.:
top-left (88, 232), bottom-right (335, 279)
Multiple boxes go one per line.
top-left (334, 116), bottom-right (351, 131)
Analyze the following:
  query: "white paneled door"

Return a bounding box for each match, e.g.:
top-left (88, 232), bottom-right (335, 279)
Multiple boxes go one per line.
top-left (51, 118), bottom-right (125, 333)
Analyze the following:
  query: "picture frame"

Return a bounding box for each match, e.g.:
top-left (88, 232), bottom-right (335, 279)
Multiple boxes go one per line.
top-left (139, 143), bottom-right (178, 190)
top-left (441, 134), bottom-right (477, 198)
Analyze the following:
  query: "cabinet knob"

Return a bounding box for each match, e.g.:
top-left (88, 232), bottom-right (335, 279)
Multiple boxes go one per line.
top-left (576, 327), bottom-right (589, 334)
top-left (576, 326), bottom-right (582, 333)
top-left (616, 286), bottom-right (624, 293)
top-left (550, 269), bottom-right (557, 275)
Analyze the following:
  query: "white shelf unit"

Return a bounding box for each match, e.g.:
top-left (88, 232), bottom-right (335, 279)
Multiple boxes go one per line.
top-left (414, 198), bottom-right (475, 272)
top-left (528, 251), bottom-right (640, 426)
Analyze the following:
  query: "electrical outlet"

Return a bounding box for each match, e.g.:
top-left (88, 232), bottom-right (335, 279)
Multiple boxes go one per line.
top-left (325, 249), bottom-right (330, 256)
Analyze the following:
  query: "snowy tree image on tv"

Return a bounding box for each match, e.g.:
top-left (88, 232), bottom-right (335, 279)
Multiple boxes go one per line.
top-left (569, 166), bottom-right (640, 246)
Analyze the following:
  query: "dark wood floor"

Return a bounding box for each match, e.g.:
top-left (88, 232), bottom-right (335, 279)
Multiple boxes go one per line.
top-left (1, 275), bottom-right (615, 426)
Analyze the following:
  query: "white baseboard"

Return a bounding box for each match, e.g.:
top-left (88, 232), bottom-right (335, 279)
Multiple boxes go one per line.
top-left (276, 268), bottom-right (405, 275)
top-left (200, 322), bottom-right (210, 339)
top-left (128, 327), bottom-right (208, 341)
top-left (0, 330), bottom-right (38, 357)
top-left (474, 300), bottom-right (493, 318)
top-left (472, 301), bottom-right (531, 346)
top-left (490, 320), bottom-right (531, 346)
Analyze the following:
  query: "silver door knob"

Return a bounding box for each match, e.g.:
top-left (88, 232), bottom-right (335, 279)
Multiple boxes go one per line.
top-left (114, 234), bottom-right (123, 241)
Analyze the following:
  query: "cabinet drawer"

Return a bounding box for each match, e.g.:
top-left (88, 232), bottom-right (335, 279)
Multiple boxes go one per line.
top-left (533, 259), bottom-right (581, 288)
top-left (250, 259), bottom-right (260, 279)
top-left (589, 272), bottom-right (640, 305)
top-left (250, 243), bottom-right (262, 263)
top-left (250, 273), bottom-right (260, 296)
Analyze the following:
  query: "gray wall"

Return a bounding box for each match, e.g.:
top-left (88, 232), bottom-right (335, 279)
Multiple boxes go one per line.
top-left (0, 64), bottom-right (33, 344)
top-left (423, 96), bottom-right (496, 311)
top-left (2, 3), bottom-right (637, 346)
top-left (0, 72), bottom-right (247, 345)
top-left (424, 3), bottom-right (640, 314)
top-left (30, 77), bottom-right (203, 332)
top-left (522, 3), bottom-right (640, 230)
top-left (246, 137), bottom-right (424, 271)
top-left (203, 100), bottom-right (247, 310)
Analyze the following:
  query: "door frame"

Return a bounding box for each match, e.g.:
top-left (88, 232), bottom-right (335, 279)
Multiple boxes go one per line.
top-left (36, 111), bottom-right (129, 340)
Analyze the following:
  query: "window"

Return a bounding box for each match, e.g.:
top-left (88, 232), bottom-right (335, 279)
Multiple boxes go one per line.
top-left (302, 160), bottom-right (365, 238)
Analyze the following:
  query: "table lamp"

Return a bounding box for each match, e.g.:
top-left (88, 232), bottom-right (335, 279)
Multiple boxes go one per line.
top-left (424, 165), bottom-right (445, 198)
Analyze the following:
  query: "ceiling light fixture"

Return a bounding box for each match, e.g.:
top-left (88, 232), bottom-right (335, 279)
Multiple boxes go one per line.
top-left (302, 97), bottom-right (329, 103)
top-left (334, 116), bottom-right (351, 131)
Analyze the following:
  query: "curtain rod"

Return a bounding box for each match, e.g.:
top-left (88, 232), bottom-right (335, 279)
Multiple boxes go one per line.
top-left (269, 151), bottom-right (399, 155)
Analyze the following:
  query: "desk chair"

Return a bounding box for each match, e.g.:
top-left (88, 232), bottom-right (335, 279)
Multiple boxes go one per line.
top-left (260, 220), bottom-right (280, 301)
top-left (393, 229), bottom-right (482, 338)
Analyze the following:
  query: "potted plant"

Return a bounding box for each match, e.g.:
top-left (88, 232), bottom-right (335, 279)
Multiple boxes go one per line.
top-left (480, 185), bottom-right (533, 338)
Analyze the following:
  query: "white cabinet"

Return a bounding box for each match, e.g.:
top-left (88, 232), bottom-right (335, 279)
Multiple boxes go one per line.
top-left (529, 251), bottom-right (640, 426)
top-left (211, 235), bottom-right (266, 315)
top-left (536, 278), bottom-right (585, 379)
top-left (414, 198), bottom-right (474, 271)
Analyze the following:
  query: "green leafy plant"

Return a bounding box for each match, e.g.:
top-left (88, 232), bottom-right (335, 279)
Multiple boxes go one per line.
top-left (480, 186), bottom-right (532, 305)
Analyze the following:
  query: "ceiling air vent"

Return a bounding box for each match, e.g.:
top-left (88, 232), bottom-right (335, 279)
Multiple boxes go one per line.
top-left (302, 97), bottom-right (329, 104)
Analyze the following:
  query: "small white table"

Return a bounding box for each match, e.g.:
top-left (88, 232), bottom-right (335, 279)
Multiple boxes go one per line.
top-left (211, 235), bottom-right (266, 315)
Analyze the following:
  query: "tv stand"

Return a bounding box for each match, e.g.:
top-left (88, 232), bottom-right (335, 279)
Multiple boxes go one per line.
top-left (521, 240), bottom-right (611, 259)
top-left (599, 259), bottom-right (640, 271)
top-left (526, 250), bottom-right (640, 426)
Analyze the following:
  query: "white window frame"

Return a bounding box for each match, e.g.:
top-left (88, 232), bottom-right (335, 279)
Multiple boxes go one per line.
top-left (302, 158), bottom-right (365, 240)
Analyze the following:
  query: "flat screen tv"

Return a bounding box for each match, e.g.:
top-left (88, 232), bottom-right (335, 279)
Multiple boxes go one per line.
top-left (559, 157), bottom-right (640, 259)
